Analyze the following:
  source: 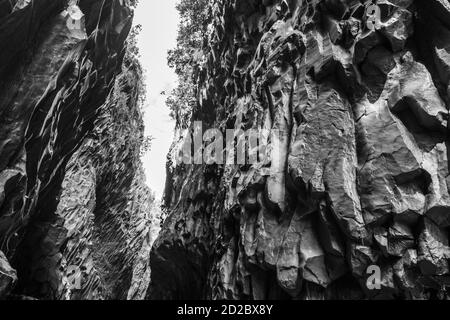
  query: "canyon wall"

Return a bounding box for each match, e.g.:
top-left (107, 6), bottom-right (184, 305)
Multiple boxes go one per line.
top-left (150, 0), bottom-right (450, 300)
top-left (0, 0), bottom-right (156, 300)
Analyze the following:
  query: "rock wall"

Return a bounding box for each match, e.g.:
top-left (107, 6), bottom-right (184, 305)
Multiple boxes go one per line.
top-left (150, 0), bottom-right (450, 300)
top-left (0, 0), bottom-right (155, 300)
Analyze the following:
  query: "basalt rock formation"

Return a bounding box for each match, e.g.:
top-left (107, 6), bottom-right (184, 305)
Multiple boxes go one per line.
top-left (150, 0), bottom-right (450, 299)
top-left (0, 0), bottom-right (156, 300)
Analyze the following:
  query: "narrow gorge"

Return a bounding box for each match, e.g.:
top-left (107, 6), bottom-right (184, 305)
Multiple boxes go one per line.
top-left (1, 0), bottom-right (450, 301)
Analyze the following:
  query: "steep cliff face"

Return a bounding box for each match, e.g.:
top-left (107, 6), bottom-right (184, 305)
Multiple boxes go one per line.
top-left (0, 0), bottom-right (155, 300)
top-left (150, 0), bottom-right (450, 300)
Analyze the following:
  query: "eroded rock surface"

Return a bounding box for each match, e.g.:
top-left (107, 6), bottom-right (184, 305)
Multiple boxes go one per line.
top-left (0, 0), bottom-right (156, 300)
top-left (0, 250), bottom-right (17, 298)
top-left (150, 0), bottom-right (450, 300)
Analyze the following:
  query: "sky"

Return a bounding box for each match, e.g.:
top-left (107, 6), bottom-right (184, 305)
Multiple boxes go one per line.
top-left (134, 1), bottom-right (179, 198)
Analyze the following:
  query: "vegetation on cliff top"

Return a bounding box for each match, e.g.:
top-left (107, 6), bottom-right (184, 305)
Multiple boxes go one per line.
top-left (166, 0), bottom-right (211, 129)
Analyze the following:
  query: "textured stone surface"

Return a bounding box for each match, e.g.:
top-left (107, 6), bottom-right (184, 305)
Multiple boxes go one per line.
top-left (0, 250), bottom-right (17, 298)
top-left (0, 0), bottom-right (156, 300)
top-left (150, 0), bottom-right (450, 300)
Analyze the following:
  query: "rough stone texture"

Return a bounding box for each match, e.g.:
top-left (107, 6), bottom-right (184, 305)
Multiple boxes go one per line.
top-left (150, 0), bottom-right (450, 300)
top-left (0, 250), bottom-right (17, 298)
top-left (0, 0), bottom-right (156, 300)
